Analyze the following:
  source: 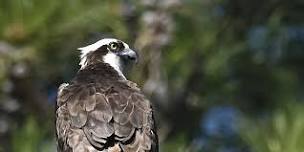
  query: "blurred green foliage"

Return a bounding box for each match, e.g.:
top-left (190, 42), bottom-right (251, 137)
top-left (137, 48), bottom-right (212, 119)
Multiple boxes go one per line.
top-left (0, 0), bottom-right (304, 151)
top-left (242, 103), bottom-right (304, 152)
top-left (12, 117), bottom-right (44, 152)
top-left (162, 134), bottom-right (187, 152)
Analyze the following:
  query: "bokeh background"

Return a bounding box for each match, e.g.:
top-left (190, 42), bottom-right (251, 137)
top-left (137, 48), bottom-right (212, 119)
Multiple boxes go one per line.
top-left (0, 0), bottom-right (304, 151)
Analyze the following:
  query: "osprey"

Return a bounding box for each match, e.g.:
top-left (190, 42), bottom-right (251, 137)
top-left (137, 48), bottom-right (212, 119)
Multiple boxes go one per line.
top-left (56, 38), bottom-right (158, 152)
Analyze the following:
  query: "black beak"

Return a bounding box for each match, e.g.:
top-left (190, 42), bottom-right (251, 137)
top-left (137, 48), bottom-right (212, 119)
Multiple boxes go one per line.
top-left (119, 49), bottom-right (138, 63)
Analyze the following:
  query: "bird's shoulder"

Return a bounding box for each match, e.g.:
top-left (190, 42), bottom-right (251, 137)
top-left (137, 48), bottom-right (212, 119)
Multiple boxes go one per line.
top-left (56, 79), bottom-right (145, 105)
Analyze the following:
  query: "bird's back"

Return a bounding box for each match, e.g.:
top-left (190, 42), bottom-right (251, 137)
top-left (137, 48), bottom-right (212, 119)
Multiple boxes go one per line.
top-left (56, 63), bottom-right (158, 152)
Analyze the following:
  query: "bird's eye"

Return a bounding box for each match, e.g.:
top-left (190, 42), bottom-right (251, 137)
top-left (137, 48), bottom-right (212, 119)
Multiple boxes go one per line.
top-left (109, 42), bottom-right (118, 51)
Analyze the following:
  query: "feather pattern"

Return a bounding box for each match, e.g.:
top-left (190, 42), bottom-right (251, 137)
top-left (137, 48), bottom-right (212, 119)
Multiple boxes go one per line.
top-left (56, 62), bottom-right (158, 152)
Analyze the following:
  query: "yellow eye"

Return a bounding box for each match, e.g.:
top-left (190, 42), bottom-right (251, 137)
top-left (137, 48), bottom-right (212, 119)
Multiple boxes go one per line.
top-left (110, 43), bottom-right (118, 50)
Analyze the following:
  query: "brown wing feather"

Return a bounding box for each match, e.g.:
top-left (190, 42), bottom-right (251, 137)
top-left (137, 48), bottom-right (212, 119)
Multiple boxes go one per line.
top-left (56, 81), bottom-right (158, 152)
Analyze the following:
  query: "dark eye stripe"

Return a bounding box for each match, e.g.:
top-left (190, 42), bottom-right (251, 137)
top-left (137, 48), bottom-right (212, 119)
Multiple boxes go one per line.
top-left (108, 41), bottom-right (125, 52)
top-left (116, 41), bottom-right (125, 50)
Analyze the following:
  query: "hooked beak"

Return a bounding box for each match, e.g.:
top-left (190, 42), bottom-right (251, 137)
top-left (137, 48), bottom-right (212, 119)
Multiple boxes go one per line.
top-left (118, 49), bottom-right (138, 63)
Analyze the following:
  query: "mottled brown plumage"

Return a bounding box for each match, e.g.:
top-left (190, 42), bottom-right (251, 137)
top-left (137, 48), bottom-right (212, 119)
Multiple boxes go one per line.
top-left (56, 39), bottom-right (158, 152)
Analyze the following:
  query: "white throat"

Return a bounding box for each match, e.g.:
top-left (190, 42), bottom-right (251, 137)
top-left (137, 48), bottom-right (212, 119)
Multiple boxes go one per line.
top-left (103, 52), bottom-right (126, 79)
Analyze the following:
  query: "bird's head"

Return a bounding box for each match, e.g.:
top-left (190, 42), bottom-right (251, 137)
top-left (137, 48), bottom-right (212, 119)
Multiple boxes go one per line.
top-left (78, 38), bottom-right (138, 77)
